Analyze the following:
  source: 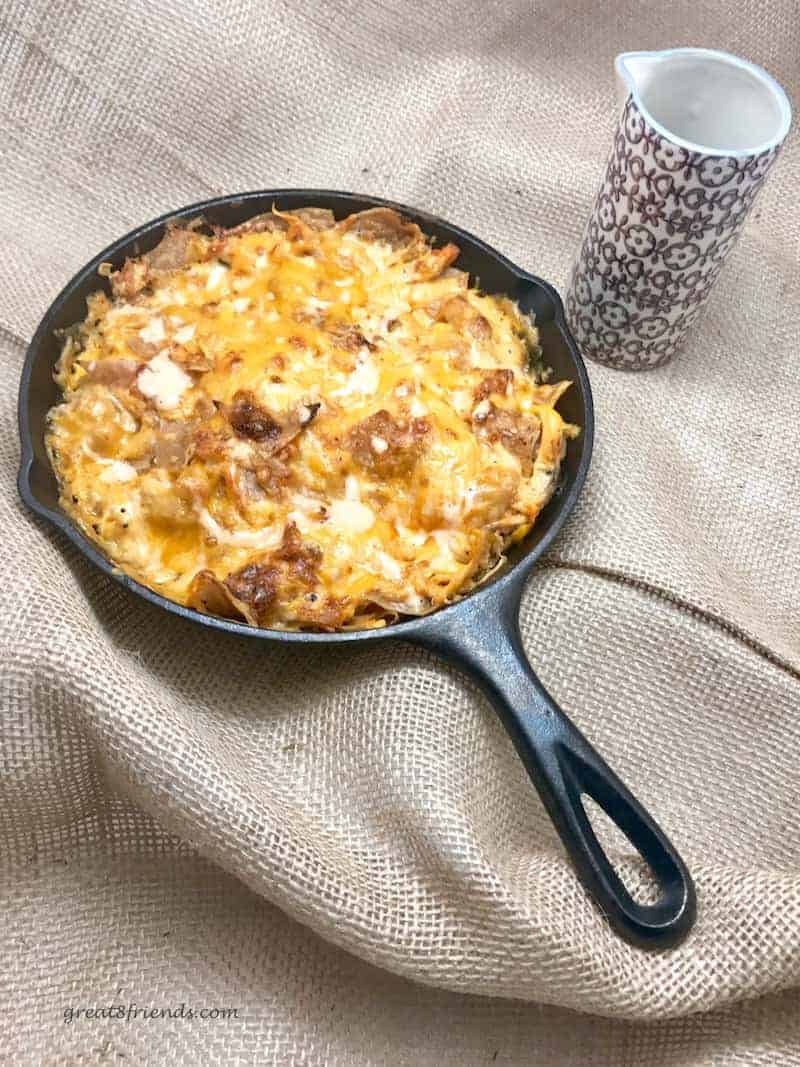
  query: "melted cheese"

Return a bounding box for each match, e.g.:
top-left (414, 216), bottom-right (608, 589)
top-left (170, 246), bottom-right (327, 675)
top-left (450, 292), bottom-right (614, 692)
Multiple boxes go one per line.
top-left (137, 352), bottom-right (192, 410)
top-left (47, 205), bottom-right (577, 631)
top-left (98, 460), bottom-right (138, 483)
top-left (328, 498), bottom-right (376, 535)
top-left (139, 317), bottom-right (166, 344)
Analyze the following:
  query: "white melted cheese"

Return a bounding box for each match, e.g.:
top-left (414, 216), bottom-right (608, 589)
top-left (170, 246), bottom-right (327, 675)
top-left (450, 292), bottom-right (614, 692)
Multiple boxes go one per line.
top-left (107, 393), bottom-right (139, 432)
top-left (341, 232), bottom-right (391, 271)
top-left (431, 529), bottom-right (457, 551)
top-left (290, 493), bottom-right (325, 515)
top-left (256, 380), bottom-right (296, 412)
top-left (469, 339), bottom-right (495, 368)
top-left (335, 357), bottom-right (380, 397)
top-left (104, 305), bottom-right (142, 324)
top-left (394, 591), bottom-right (429, 613)
top-left (199, 509), bottom-right (282, 550)
top-left (373, 549), bottom-right (403, 581)
top-left (530, 465), bottom-right (558, 503)
top-left (451, 389), bottom-right (472, 415)
top-left (206, 263), bottom-right (229, 291)
top-left (137, 352), bottom-right (192, 410)
top-left (287, 510), bottom-right (313, 533)
top-left (174, 323), bottom-right (196, 344)
top-left (328, 498), bottom-right (375, 535)
top-left (428, 530), bottom-right (462, 573)
top-left (358, 301), bottom-right (410, 340)
top-left (138, 317), bottom-right (166, 345)
top-left (440, 497), bottom-right (464, 526)
top-left (395, 521), bottom-right (428, 548)
top-left (491, 442), bottom-right (522, 473)
top-left (98, 460), bottom-right (138, 484)
top-left (226, 439), bottom-right (256, 463)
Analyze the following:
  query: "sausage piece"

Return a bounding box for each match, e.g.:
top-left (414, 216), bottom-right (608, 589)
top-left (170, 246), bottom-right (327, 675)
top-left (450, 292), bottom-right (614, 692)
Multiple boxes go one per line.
top-left (345, 410), bottom-right (430, 478)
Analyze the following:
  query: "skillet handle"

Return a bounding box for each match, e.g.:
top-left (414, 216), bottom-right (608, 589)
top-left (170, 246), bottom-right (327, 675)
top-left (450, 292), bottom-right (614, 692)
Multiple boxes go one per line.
top-left (411, 583), bottom-right (696, 949)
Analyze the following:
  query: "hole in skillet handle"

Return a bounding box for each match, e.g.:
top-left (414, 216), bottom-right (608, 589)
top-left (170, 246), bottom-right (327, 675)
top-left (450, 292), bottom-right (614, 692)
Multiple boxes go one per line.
top-left (410, 578), bottom-right (697, 951)
top-left (551, 730), bottom-right (696, 947)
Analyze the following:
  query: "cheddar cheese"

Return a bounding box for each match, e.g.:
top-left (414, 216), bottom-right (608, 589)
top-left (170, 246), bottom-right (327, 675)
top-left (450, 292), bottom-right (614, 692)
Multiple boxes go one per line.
top-left (46, 206), bottom-right (578, 630)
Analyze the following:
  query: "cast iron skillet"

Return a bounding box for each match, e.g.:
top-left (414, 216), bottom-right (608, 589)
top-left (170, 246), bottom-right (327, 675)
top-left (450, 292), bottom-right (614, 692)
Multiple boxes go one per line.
top-left (18, 190), bottom-right (696, 949)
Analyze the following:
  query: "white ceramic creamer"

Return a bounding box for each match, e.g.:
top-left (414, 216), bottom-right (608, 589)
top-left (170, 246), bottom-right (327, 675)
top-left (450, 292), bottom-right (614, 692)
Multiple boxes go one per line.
top-left (566, 48), bottom-right (791, 370)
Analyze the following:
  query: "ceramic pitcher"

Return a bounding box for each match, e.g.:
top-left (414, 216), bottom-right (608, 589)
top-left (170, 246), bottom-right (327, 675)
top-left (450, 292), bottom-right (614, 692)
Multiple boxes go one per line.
top-left (566, 48), bottom-right (792, 370)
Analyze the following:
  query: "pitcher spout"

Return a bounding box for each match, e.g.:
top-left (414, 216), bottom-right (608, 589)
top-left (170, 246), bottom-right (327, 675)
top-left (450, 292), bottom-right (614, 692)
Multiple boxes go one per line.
top-left (615, 51), bottom-right (663, 93)
top-left (614, 51), bottom-right (665, 108)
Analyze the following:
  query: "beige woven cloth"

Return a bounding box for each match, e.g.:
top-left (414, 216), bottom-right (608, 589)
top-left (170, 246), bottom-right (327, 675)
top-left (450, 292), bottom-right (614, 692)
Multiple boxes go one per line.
top-left (2, 0), bottom-right (799, 1062)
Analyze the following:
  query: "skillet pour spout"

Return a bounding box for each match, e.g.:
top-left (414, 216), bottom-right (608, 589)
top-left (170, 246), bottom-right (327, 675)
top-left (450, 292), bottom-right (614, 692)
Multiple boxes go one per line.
top-left (17, 188), bottom-right (696, 949)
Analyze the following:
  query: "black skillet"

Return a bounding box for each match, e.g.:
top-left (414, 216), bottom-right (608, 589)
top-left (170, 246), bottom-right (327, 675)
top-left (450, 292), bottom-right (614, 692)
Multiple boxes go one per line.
top-left (17, 190), bottom-right (696, 949)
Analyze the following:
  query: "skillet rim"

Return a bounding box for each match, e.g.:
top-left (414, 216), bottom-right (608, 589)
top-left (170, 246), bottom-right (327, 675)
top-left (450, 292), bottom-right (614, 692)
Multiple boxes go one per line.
top-left (17, 188), bottom-right (594, 644)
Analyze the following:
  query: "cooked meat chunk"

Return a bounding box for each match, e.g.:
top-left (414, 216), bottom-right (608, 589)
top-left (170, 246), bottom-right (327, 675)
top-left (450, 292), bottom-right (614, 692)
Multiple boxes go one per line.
top-left (84, 358), bottom-right (140, 387)
top-left (193, 427), bottom-right (230, 461)
top-left (110, 257), bottom-right (150, 300)
top-left (413, 243), bottom-right (460, 281)
top-left (138, 469), bottom-right (196, 524)
top-left (327, 321), bottom-right (373, 352)
top-left (274, 521), bottom-right (322, 584)
top-left (346, 410), bottom-right (430, 477)
top-left (170, 345), bottom-right (214, 373)
top-left (152, 420), bottom-right (194, 469)
top-left (293, 207), bottom-right (336, 230)
top-left (467, 314), bottom-right (492, 340)
top-left (126, 335), bottom-right (159, 359)
top-left (225, 213), bottom-right (288, 236)
top-left (474, 404), bottom-right (541, 475)
top-left (254, 451), bottom-right (294, 497)
top-left (227, 391), bottom-right (283, 444)
top-left (292, 594), bottom-right (352, 630)
top-left (474, 368), bottom-right (514, 403)
top-left (224, 562), bottom-right (279, 624)
top-left (438, 295), bottom-right (492, 339)
top-left (188, 570), bottom-right (251, 622)
top-left (216, 522), bottom-right (321, 626)
top-left (339, 207), bottom-right (421, 249)
top-left (226, 393), bottom-right (319, 454)
top-left (190, 395), bottom-right (217, 422)
top-left (147, 225), bottom-right (195, 272)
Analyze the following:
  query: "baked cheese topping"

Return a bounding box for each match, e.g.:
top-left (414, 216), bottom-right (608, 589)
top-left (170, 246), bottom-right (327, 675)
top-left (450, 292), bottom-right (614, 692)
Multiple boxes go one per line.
top-left (46, 206), bottom-right (578, 630)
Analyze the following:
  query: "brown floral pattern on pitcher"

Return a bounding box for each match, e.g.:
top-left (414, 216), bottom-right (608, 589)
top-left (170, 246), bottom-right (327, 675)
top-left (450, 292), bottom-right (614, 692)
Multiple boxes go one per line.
top-left (566, 96), bottom-right (781, 370)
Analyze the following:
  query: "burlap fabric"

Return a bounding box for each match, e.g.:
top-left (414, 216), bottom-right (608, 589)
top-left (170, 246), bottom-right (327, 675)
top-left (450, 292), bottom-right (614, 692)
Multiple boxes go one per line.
top-left (2, 1), bottom-right (799, 1062)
